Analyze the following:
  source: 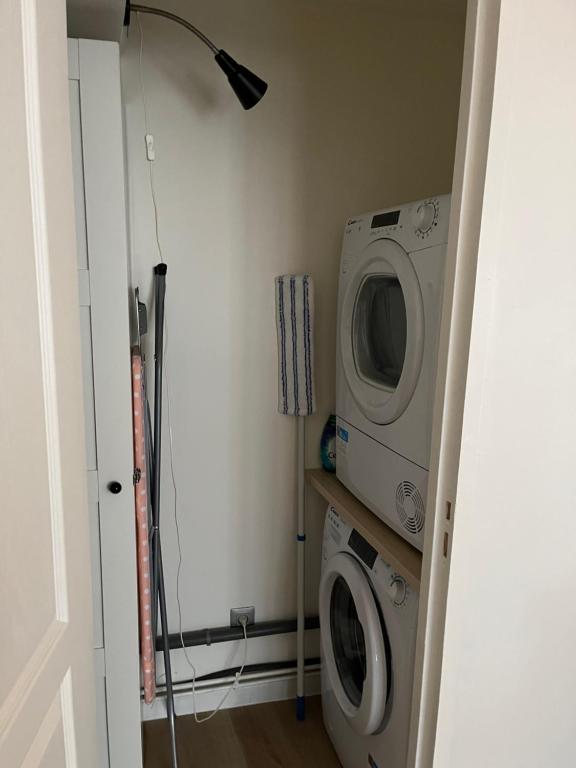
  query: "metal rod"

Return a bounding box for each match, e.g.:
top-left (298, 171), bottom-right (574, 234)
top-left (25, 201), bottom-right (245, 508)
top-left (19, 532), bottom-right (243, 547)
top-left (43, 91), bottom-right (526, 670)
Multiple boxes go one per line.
top-left (151, 265), bottom-right (166, 643)
top-left (194, 657), bottom-right (321, 684)
top-left (156, 616), bottom-right (320, 652)
top-left (151, 658), bottom-right (322, 697)
top-left (129, 3), bottom-right (219, 54)
top-left (151, 263), bottom-right (178, 768)
top-left (157, 540), bottom-right (178, 767)
top-left (296, 415), bottom-right (306, 721)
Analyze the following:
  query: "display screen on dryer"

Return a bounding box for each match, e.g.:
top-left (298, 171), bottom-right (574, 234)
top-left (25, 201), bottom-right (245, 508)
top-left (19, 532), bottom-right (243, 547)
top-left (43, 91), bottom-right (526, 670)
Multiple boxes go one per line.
top-left (371, 210), bottom-right (400, 228)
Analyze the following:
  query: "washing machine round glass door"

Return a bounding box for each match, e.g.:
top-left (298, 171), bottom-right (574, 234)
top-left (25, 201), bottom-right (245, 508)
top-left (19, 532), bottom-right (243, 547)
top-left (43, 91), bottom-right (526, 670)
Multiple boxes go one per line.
top-left (320, 552), bottom-right (389, 736)
top-left (340, 238), bottom-right (424, 424)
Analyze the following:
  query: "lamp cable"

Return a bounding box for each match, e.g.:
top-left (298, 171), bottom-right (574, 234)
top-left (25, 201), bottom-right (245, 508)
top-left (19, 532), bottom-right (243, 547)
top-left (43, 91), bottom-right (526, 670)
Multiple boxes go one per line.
top-left (137, 12), bottom-right (164, 266)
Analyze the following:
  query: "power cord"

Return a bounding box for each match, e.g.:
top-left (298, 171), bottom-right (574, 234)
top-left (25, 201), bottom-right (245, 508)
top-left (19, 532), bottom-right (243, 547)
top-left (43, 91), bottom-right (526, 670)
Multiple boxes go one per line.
top-left (191, 616), bottom-right (249, 723)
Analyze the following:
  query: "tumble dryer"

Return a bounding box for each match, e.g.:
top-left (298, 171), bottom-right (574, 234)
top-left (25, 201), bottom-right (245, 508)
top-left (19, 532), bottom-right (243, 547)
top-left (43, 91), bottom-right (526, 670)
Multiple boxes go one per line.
top-left (320, 506), bottom-right (418, 768)
top-left (336, 195), bottom-right (450, 550)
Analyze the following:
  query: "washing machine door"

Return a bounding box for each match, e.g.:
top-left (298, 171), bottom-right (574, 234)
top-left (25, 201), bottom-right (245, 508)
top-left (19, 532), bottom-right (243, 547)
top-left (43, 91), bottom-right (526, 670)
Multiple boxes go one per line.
top-left (320, 552), bottom-right (389, 736)
top-left (340, 238), bottom-right (424, 424)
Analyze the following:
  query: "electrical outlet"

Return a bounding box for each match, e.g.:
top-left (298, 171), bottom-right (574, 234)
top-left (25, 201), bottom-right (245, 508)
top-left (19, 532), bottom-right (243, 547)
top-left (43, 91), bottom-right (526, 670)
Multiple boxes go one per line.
top-left (230, 606), bottom-right (255, 627)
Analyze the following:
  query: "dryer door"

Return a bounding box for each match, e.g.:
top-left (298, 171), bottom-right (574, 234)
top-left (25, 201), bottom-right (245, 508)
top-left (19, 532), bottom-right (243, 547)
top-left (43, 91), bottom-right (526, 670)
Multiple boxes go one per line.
top-left (340, 238), bottom-right (424, 424)
top-left (320, 552), bottom-right (389, 736)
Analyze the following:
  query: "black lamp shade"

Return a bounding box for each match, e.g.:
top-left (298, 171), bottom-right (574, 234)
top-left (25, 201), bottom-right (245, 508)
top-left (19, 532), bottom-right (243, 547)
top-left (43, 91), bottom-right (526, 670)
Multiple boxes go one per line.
top-left (215, 50), bottom-right (268, 110)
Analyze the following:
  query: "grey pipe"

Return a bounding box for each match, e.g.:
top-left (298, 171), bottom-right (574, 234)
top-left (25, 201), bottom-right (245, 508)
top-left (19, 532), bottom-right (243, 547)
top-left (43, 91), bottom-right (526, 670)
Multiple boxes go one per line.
top-left (151, 263), bottom-right (166, 644)
top-left (157, 542), bottom-right (178, 767)
top-left (156, 616), bottom-right (320, 652)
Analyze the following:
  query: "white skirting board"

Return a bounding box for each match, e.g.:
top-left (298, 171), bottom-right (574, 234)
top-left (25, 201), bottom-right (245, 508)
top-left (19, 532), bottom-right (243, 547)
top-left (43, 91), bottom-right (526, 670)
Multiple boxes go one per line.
top-left (141, 668), bottom-right (321, 721)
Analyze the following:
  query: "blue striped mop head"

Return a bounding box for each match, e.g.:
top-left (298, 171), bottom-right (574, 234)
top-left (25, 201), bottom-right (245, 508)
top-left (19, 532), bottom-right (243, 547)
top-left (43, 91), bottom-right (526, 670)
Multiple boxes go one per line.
top-left (275, 275), bottom-right (316, 416)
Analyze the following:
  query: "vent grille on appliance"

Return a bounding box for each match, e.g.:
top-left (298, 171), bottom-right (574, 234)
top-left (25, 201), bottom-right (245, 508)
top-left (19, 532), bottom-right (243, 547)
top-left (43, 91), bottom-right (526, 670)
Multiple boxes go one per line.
top-left (395, 481), bottom-right (425, 535)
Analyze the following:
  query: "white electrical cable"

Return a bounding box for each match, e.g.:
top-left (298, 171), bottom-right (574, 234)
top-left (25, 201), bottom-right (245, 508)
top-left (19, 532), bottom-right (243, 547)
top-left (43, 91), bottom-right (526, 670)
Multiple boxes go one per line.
top-left (137, 12), bottom-right (164, 266)
top-left (192, 619), bottom-right (249, 723)
top-left (138, 15), bottom-right (249, 721)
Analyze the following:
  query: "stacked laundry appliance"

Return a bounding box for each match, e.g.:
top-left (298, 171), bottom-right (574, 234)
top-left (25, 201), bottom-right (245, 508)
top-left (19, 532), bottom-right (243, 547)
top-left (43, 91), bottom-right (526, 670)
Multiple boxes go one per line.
top-left (319, 196), bottom-right (450, 768)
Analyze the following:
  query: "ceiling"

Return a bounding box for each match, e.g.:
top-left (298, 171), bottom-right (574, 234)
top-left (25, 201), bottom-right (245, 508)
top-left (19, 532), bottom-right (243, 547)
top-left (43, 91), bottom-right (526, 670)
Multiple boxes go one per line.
top-left (66, 0), bottom-right (125, 42)
top-left (66, 0), bottom-right (467, 44)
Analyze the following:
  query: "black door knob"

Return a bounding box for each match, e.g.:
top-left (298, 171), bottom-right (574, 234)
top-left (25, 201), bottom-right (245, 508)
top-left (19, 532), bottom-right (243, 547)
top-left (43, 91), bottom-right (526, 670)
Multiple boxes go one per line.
top-left (108, 481), bottom-right (122, 494)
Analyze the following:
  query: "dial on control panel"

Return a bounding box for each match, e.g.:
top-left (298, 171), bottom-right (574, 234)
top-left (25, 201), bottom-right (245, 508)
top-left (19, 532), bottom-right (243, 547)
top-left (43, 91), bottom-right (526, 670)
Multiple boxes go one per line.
top-left (389, 576), bottom-right (407, 605)
top-left (413, 202), bottom-right (436, 234)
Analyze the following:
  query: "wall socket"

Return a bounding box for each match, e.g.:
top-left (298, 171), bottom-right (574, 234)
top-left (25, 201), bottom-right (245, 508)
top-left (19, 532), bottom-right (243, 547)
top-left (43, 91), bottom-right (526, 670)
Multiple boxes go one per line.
top-left (230, 606), bottom-right (255, 627)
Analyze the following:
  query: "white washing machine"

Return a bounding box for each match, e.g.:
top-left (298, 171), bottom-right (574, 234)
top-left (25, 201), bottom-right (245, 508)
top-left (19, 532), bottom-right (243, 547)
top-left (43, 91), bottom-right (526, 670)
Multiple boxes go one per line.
top-left (320, 506), bottom-right (418, 768)
top-left (336, 194), bottom-right (450, 550)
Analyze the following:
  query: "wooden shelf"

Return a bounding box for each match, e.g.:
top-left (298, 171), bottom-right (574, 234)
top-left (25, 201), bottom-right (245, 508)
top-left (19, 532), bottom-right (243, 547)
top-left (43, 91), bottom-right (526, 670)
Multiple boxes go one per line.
top-left (306, 468), bottom-right (422, 589)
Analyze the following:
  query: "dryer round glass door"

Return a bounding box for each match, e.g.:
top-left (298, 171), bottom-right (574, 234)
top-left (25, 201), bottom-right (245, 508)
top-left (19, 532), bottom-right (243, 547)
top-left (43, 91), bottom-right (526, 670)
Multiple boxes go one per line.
top-left (320, 552), bottom-right (389, 735)
top-left (340, 238), bottom-right (424, 424)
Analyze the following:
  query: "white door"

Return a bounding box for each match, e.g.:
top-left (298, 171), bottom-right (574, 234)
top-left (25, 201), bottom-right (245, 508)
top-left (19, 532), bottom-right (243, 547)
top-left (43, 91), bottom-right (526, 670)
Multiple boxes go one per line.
top-left (0, 2), bottom-right (97, 766)
top-left (319, 553), bottom-right (389, 735)
top-left (340, 239), bottom-right (425, 424)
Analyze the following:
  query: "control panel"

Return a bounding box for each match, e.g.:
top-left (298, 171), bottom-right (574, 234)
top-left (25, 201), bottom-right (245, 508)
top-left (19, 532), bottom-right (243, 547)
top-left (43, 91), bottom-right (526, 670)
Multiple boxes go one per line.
top-left (340, 194), bottom-right (450, 262)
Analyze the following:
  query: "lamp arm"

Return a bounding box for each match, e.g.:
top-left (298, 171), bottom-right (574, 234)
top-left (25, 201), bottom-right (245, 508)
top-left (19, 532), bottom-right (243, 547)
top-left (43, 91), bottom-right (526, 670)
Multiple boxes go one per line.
top-left (128, 3), bottom-right (219, 55)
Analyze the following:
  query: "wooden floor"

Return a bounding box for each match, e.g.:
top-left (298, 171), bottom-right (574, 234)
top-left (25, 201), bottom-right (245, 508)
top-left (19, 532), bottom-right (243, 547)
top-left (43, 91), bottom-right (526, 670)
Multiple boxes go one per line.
top-left (143, 697), bottom-right (342, 768)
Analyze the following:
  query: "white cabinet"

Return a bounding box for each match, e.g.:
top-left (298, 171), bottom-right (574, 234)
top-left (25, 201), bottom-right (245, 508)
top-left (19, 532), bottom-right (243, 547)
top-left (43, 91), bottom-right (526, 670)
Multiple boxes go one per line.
top-left (68, 38), bottom-right (143, 768)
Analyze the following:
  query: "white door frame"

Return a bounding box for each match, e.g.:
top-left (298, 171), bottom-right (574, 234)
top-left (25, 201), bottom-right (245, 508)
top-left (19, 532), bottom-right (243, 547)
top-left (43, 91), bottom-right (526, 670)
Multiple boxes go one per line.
top-left (68, 38), bottom-right (143, 768)
top-left (408, 1), bottom-right (501, 765)
top-left (411, 0), bottom-right (576, 764)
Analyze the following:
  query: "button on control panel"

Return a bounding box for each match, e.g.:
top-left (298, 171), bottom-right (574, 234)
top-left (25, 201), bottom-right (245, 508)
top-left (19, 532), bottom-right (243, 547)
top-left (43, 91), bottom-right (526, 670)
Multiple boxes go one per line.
top-left (413, 198), bottom-right (440, 238)
top-left (388, 575), bottom-right (408, 606)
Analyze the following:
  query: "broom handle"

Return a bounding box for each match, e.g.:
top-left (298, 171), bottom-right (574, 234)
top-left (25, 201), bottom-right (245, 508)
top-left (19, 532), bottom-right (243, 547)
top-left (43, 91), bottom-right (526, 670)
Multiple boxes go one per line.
top-left (296, 415), bottom-right (306, 720)
top-left (152, 263), bottom-right (179, 767)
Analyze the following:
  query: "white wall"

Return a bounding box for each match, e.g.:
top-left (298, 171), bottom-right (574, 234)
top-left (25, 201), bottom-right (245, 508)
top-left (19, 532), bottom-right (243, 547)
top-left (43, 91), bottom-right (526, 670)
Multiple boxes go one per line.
top-left (67, 0), bottom-right (125, 41)
top-left (433, 1), bottom-right (576, 765)
top-left (121, 0), bottom-right (465, 685)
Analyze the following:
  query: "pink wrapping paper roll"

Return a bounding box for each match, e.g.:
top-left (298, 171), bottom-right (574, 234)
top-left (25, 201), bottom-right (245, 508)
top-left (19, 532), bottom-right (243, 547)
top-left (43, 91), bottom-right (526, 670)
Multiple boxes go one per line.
top-left (131, 350), bottom-right (155, 703)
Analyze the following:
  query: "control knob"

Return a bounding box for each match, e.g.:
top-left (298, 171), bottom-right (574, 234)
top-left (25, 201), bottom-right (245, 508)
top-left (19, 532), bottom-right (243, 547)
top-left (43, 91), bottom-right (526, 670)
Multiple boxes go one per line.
top-left (413, 202), bottom-right (436, 234)
top-left (389, 576), bottom-right (407, 605)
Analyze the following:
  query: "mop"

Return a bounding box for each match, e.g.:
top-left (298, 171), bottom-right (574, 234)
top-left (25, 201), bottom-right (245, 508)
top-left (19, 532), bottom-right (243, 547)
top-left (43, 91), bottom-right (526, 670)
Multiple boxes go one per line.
top-left (275, 274), bottom-right (316, 721)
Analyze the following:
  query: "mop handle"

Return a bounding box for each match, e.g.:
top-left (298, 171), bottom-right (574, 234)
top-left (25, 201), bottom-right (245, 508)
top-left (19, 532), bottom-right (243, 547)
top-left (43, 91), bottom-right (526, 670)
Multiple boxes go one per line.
top-left (151, 263), bottom-right (178, 768)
